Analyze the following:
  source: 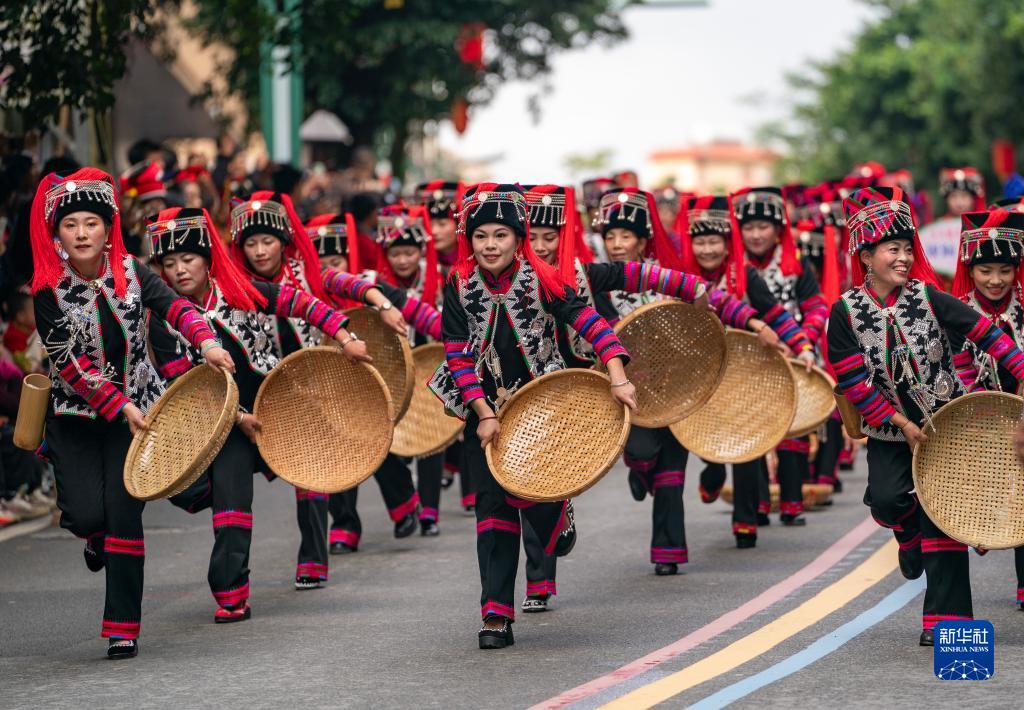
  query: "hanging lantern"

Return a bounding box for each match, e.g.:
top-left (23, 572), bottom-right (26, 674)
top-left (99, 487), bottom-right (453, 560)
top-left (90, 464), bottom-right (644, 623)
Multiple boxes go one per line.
top-left (452, 97), bottom-right (469, 135)
top-left (457, 23), bottom-right (486, 71)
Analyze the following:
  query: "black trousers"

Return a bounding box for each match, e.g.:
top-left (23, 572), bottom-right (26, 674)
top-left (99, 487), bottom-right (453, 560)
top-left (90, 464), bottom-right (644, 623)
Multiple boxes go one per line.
top-left (865, 438), bottom-right (973, 629)
top-left (523, 516), bottom-right (557, 598)
top-left (296, 488), bottom-right (329, 581)
top-left (416, 452), bottom-right (444, 522)
top-left (448, 439), bottom-right (476, 508)
top-left (624, 426), bottom-right (688, 564)
top-left (0, 425), bottom-right (42, 497)
top-left (775, 437), bottom-right (808, 516)
top-left (466, 423), bottom-right (564, 621)
top-left (813, 417), bottom-right (844, 485)
top-left (170, 426), bottom-right (255, 609)
top-left (47, 415), bottom-right (144, 639)
top-left (1016, 548), bottom-right (1024, 605)
top-left (327, 453), bottom-right (420, 548)
top-left (697, 460), bottom-right (761, 537)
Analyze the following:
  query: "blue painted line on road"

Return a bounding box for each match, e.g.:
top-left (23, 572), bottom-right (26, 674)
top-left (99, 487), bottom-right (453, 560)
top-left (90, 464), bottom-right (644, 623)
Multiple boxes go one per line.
top-left (688, 578), bottom-right (925, 710)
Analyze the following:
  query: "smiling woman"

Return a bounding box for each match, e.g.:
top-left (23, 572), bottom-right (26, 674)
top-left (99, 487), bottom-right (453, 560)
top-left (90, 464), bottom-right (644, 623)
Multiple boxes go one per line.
top-left (826, 186), bottom-right (1024, 648)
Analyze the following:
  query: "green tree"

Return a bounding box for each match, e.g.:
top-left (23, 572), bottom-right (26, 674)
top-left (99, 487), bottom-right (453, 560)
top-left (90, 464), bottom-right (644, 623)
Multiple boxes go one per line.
top-left (766, 0), bottom-right (1024, 191)
top-left (0, 1), bottom-right (175, 127)
top-left (188, 0), bottom-right (628, 176)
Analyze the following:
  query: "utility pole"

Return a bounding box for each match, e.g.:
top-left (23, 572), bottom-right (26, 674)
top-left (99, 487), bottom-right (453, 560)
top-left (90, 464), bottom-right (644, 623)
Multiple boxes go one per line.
top-left (259, 0), bottom-right (304, 165)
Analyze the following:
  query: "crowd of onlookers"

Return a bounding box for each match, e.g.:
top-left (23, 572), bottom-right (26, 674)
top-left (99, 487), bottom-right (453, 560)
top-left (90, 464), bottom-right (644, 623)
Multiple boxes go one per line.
top-left (0, 131), bottom-right (406, 527)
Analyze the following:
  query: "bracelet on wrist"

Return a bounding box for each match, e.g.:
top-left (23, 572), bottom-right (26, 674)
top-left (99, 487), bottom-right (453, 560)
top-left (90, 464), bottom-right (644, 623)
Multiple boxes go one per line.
top-left (610, 380), bottom-right (631, 388)
top-left (339, 333), bottom-right (359, 348)
top-left (200, 340), bottom-right (220, 355)
top-left (478, 415), bottom-right (497, 422)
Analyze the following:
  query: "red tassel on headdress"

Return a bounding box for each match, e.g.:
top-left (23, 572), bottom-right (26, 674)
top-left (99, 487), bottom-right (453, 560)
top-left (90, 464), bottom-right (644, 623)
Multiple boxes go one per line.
top-left (154, 206), bottom-right (266, 311)
top-left (569, 188), bottom-right (594, 266)
top-left (547, 187), bottom-right (587, 282)
top-left (640, 190), bottom-right (681, 270)
top-left (951, 209), bottom-right (1024, 298)
top-left (376, 205), bottom-right (440, 306)
top-left (231, 191), bottom-right (328, 301)
top-left (821, 225), bottom-right (841, 305)
top-left (730, 187), bottom-right (802, 277)
top-left (725, 195), bottom-right (748, 299)
top-left (345, 213), bottom-right (361, 274)
top-left (30, 168), bottom-right (129, 297)
top-left (675, 195), bottom-right (700, 276)
top-left (452, 182), bottom-right (570, 300)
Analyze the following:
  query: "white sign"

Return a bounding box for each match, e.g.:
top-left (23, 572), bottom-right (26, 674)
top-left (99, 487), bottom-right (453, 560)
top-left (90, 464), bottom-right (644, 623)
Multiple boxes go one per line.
top-left (919, 217), bottom-right (961, 276)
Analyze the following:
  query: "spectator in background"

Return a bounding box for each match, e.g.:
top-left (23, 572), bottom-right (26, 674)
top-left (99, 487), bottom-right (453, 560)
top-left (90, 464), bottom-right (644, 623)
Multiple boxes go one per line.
top-left (3, 291), bottom-right (38, 374)
top-left (347, 191), bottom-right (383, 267)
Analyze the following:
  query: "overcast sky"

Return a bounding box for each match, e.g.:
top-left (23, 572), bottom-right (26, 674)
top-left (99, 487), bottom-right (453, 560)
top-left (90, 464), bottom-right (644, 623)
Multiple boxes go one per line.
top-left (436, 0), bottom-right (878, 185)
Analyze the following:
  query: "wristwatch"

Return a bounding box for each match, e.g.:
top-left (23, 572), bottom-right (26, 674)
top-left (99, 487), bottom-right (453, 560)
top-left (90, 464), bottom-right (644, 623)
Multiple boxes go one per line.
top-left (378, 300), bottom-right (394, 311)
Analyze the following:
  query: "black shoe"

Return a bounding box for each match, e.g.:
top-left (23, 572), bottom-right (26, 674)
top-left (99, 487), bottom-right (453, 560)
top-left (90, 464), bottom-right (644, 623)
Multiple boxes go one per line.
top-left (839, 461), bottom-right (854, 471)
top-left (655, 563), bottom-right (678, 576)
top-left (463, 504), bottom-right (475, 514)
top-left (1018, 601), bottom-right (1024, 611)
top-left (330, 542), bottom-right (357, 555)
top-left (833, 478), bottom-right (844, 494)
top-left (522, 596), bottom-right (549, 613)
top-left (553, 501), bottom-right (576, 557)
top-left (735, 534), bottom-right (757, 549)
top-left (919, 629), bottom-right (934, 647)
top-left (84, 542), bottom-right (105, 573)
top-left (898, 546), bottom-right (923, 580)
top-left (394, 513), bottom-right (417, 538)
top-left (420, 519), bottom-right (440, 536)
top-left (757, 512), bottom-right (771, 526)
top-left (628, 470), bottom-right (647, 502)
top-left (294, 575), bottom-right (323, 590)
top-left (441, 474), bottom-right (455, 490)
top-left (781, 514), bottom-right (807, 527)
top-left (106, 639), bottom-right (138, 659)
top-left (478, 616), bottom-right (514, 649)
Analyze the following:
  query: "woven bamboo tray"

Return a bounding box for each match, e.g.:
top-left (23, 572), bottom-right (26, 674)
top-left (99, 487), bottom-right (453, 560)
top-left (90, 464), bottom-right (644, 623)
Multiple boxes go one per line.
top-left (912, 391), bottom-right (1024, 549)
top-left (612, 300), bottom-right (727, 428)
top-left (785, 361), bottom-right (837, 438)
top-left (124, 366), bottom-right (238, 501)
top-left (340, 306), bottom-right (414, 421)
top-left (671, 329), bottom-right (797, 463)
top-left (254, 347), bottom-right (394, 494)
top-left (391, 343), bottom-right (464, 458)
top-left (485, 369), bottom-right (630, 502)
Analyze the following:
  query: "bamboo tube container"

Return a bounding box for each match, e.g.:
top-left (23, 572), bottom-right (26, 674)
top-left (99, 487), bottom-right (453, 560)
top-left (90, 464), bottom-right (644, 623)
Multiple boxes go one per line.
top-left (14, 374), bottom-right (51, 451)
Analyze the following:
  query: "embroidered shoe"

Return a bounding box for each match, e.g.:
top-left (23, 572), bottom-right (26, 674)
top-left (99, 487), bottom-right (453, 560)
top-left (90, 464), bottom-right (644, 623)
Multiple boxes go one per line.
top-left (478, 616), bottom-right (514, 650)
top-left (330, 541), bottom-right (357, 555)
top-left (522, 596), bottom-right (549, 613)
top-left (214, 604), bottom-right (252, 624)
top-left (780, 513), bottom-right (806, 527)
top-left (919, 629), bottom-right (934, 647)
top-left (106, 638), bottom-right (138, 660)
top-left (420, 519), bottom-right (440, 537)
top-left (757, 512), bottom-right (771, 526)
top-left (294, 575), bottom-right (323, 590)
top-left (655, 563), bottom-right (678, 576)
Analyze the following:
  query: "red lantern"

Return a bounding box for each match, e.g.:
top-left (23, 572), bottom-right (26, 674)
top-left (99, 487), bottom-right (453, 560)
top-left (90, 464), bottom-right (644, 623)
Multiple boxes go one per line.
top-left (452, 98), bottom-right (469, 135)
top-left (992, 139), bottom-right (1016, 181)
top-left (457, 23), bottom-right (485, 71)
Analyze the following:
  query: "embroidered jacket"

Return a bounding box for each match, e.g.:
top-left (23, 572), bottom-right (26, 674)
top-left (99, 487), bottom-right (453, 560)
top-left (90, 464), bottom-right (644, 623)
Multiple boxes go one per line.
top-left (35, 256), bottom-right (216, 420)
top-left (321, 267), bottom-right (443, 342)
top-left (827, 280), bottom-right (1024, 441)
top-left (708, 265), bottom-right (813, 353)
top-left (369, 263), bottom-right (444, 344)
top-left (150, 279), bottom-right (348, 410)
top-left (960, 289), bottom-right (1024, 393)
top-left (750, 249), bottom-right (827, 349)
top-left (430, 260), bottom-right (629, 420)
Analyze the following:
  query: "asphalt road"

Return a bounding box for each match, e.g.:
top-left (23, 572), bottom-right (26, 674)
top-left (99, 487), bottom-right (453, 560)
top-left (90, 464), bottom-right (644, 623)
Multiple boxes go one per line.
top-left (2, 450), bottom-right (1023, 708)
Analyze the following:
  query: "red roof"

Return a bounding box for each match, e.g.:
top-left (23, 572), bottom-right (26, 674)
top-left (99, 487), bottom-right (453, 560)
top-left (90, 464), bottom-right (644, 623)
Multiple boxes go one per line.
top-left (649, 141), bottom-right (779, 163)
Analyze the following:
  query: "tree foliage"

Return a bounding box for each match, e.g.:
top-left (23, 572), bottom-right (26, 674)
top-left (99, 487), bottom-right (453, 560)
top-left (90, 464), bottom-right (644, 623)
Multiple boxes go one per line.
top-left (0, 0), bottom-right (175, 127)
top-left (766, 0), bottom-right (1024, 190)
top-left (188, 0), bottom-right (628, 174)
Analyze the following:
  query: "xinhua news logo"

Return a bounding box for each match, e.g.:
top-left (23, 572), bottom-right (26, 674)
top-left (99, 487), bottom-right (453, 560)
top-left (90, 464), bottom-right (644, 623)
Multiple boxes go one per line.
top-left (933, 620), bottom-right (994, 680)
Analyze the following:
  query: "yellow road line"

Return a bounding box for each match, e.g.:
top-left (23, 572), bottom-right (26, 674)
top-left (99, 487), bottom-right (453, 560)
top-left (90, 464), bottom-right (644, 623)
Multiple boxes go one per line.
top-left (601, 539), bottom-right (898, 709)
